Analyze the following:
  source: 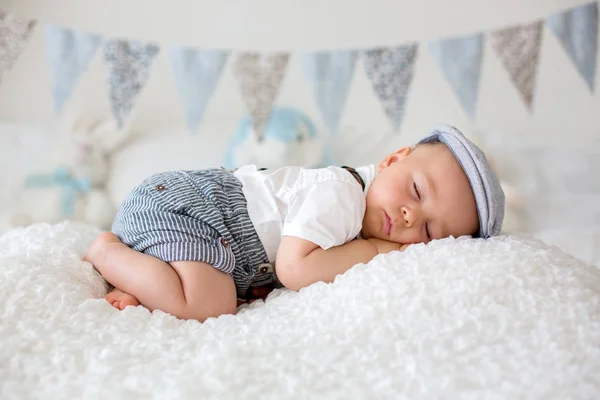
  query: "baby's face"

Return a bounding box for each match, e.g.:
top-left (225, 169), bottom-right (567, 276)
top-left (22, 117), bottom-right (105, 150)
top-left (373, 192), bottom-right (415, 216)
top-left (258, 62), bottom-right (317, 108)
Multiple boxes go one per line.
top-left (362, 142), bottom-right (479, 244)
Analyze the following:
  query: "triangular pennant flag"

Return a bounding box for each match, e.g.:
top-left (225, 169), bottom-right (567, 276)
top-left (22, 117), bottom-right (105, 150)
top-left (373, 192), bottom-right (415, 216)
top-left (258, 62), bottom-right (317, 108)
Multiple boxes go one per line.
top-left (300, 50), bottom-right (357, 134)
top-left (45, 26), bottom-right (102, 113)
top-left (171, 47), bottom-right (229, 133)
top-left (489, 21), bottom-right (543, 108)
top-left (233, 52), bottom-right (289, 136)
top-left (363, 44), bottom-right (418, 131)
top-left (547, 2), bottom-right (598, 91)
top-left (0, 12), bottom-right (36, 83)
top-left (103, 39), bottom-right (160, 128)
top-left (429, 33), bottom-right (483, 118)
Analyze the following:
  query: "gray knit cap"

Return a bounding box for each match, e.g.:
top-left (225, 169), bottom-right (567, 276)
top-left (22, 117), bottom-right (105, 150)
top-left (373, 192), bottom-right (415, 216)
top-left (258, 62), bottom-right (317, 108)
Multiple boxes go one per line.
top-left (418, 124), bottom-right (505, 238)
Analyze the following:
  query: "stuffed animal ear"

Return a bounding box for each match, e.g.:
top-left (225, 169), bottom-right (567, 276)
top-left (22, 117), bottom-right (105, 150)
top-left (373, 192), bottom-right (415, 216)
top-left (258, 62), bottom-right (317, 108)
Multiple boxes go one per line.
top-left (250, 125), bottom-right (272, 144)
top-left (249, 126), bottom-right (264, 144)
top-left (296, 121), bottom-right (310, 143)
top-left (88, 116), bottom-right (139, 153)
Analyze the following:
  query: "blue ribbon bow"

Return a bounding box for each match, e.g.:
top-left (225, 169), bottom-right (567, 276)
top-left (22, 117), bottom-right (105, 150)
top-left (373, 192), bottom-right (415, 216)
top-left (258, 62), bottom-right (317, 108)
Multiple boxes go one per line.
top-left (24, 166), bottom-right (92, 217)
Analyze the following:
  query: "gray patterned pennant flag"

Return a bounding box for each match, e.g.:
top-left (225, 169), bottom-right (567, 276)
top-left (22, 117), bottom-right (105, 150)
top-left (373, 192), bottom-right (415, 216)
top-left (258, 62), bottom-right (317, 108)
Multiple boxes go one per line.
top-left (0, 12), bottom-right (36, 83)
top-left (233, 52), bottom-right (290, 136)
top-left (547, 1), bottom-right (598, 91)
top-left (45, 26), bottom-right (102, 113)
top-left (363, 44), bottom-right (418, 131)
top-left (489, 21), bottom-right (543, 109)
top-left (429, 33), bottom-right (483, 118)
top-left (171, 48), bottom-right (229, 133)
top-left (103, 39), bottom-right (160, 128)
top-left (300, 50), bottom-right (357, 134)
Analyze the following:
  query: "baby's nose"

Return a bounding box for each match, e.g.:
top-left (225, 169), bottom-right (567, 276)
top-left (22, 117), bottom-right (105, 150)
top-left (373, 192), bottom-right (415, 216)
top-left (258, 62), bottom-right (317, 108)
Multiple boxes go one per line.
top-left (401, 206), bottom-right (416, 227)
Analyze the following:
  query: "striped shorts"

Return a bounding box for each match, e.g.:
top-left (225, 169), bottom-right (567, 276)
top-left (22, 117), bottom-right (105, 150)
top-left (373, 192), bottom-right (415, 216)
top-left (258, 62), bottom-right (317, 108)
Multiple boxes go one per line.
top-left (111, 168), bottom-right (270, 298)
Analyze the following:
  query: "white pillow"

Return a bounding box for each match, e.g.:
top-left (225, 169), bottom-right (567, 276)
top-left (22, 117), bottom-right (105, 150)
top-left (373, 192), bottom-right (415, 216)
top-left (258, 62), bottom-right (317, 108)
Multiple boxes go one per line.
top-left (106, 126), bottom-right (234, 208)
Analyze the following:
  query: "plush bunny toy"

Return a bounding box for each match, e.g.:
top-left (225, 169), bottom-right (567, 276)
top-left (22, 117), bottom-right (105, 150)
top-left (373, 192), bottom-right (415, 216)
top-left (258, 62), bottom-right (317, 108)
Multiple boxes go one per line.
top-left (6, 116), bottom-right (132, 230)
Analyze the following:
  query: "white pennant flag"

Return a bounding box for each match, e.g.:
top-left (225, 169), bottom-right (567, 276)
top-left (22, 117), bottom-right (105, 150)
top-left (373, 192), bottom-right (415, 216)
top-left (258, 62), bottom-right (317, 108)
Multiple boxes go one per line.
top-left (489, 21), bottom-right (543, 109)
top-left (103, 39), bottom-right (160, 128)
top-left (0, 12), bottom-right (36, 83)
top-left (233, 52), bottom-right (290, 137)
top-left (363, 45), bottom-right (419, 131)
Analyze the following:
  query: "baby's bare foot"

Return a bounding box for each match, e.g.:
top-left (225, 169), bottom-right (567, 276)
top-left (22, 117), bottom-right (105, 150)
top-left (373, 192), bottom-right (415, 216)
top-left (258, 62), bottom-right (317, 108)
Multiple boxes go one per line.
top-left (105, 288), bottom-right (140, 310)
top-left (84, 232), bottom-right (122, 264)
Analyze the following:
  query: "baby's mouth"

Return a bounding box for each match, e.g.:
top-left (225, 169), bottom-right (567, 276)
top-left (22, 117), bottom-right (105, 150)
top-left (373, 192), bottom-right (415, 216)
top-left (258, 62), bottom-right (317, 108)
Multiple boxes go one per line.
top-left (384, 212), bottom-right (392, 236)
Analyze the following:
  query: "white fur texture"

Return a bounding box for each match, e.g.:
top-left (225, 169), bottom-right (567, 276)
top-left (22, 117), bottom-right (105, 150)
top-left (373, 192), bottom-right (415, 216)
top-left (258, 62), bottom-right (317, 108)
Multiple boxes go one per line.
top-left (1, 222), bottom-right (599, 399)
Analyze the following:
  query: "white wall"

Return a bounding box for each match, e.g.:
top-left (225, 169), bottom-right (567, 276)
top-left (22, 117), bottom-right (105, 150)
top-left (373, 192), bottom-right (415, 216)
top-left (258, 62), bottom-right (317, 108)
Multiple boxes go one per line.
top-left (1, 0), bottom-right (599, 232)
top-left (1, 0), bottom-right (591, 50)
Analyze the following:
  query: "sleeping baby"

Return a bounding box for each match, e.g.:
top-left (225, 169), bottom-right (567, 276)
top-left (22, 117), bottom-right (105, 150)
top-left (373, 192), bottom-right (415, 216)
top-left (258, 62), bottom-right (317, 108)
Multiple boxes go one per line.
top-left (84, 124), bottom-right (505, 322)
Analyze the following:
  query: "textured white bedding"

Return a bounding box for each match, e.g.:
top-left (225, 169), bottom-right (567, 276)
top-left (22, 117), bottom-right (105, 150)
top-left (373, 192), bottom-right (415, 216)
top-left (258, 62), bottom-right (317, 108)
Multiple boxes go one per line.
top-left (1, 222), bottom-right (599, 399)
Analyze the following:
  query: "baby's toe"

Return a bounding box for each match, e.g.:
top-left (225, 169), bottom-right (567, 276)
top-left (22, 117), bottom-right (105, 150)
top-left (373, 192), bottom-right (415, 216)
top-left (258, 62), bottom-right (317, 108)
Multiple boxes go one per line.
top-left (104, 295), bottom-right (118, 308)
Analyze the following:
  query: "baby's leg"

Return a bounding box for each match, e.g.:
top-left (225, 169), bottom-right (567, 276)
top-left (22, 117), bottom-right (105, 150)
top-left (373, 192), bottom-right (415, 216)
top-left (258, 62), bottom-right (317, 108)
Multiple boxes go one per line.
top-left (85, 232), bottom-right (237, 322)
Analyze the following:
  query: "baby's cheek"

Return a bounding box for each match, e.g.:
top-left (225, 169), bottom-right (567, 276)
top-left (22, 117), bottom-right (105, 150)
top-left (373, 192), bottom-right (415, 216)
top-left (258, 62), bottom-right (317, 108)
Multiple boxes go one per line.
top-left (398, 229), bottom-right (423, 245)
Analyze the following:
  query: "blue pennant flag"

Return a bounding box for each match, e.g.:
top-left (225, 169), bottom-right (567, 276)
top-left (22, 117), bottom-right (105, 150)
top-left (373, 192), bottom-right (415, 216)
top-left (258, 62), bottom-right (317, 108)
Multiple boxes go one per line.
top-left (300, 50), bottom-right (358, 134)
top-left (45, 26), bottom-right (101, 113)
top-left (171, 47), bottom-right (229, 134)
top-left (103, 39), bottom-right (160, 128)
top-left (429, 33), bottom-right (484, 118)
top-left (363, 44), bottom-right (419, 131)
top-left (547, 1), bottom-right (598, 91)
top-left (24, 167), bottom-right (91, 217)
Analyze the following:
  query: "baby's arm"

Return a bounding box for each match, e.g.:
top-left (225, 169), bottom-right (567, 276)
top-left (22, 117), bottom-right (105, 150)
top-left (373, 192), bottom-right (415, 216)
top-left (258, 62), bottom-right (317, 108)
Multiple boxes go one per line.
top-left (275, 236), bottom-right (404, 291)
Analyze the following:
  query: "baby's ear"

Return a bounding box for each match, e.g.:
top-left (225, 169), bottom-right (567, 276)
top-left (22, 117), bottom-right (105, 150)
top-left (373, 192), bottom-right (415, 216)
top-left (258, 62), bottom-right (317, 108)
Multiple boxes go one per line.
top-left (377, 146), bottom-right (412, 171)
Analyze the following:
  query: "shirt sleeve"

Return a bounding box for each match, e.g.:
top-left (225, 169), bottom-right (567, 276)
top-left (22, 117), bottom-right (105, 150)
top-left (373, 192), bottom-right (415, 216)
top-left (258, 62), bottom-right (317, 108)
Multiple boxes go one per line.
top-left (281, 180), bottom-right (365, 250)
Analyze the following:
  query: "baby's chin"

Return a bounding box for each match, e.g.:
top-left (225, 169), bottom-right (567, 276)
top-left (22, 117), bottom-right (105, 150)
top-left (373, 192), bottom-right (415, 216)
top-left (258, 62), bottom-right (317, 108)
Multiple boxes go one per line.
top-left (359, 227), bottom-right (375, 240)
top-left (361, 229), bottom-right (388, 242)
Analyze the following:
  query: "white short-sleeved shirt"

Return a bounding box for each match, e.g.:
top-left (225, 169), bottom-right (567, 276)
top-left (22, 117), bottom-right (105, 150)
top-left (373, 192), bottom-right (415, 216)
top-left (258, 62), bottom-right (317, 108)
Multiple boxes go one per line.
top-left (233, 165), bottom-right (377, 262)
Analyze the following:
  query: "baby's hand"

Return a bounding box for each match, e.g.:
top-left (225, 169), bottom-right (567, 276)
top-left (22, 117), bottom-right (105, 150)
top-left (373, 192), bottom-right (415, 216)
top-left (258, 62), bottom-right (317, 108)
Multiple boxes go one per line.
top-left (367, 238), bottom-right (409, 254)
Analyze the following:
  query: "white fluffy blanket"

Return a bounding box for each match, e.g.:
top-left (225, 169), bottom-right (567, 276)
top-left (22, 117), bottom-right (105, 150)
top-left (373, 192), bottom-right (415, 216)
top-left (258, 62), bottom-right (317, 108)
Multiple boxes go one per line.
top-left (1, 222), bottom-right (599, 399)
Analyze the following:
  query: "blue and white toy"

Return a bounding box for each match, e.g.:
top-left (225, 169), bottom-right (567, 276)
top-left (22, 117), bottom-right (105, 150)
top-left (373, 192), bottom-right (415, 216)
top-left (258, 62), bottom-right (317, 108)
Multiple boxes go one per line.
top-left (224, 106), bottom-right (334, 169)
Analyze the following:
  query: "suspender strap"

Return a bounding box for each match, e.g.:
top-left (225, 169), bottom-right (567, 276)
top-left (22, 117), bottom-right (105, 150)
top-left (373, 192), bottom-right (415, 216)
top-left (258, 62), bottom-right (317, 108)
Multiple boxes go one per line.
top-left (341, 166), bottom-right (365, 191)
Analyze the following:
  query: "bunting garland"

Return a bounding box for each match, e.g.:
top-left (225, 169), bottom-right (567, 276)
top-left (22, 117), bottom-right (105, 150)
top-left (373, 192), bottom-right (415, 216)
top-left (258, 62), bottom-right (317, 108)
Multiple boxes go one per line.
top-left (489, 21), bottom-right (543, 108)
top-left (0, 2), bottom-right (599, 133)
top-left (233, 52), bottom-right (290, 137)
top-left (103, 39), bottom-right (160, 128)
top-left (300, 50), bottom-right (357, 134)
top-left (363, 45), bottom-right (418, 131)
top-left (547, 1), bottom-right (598, 91)
top-left (0, 12), bottom-right (36, 82)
